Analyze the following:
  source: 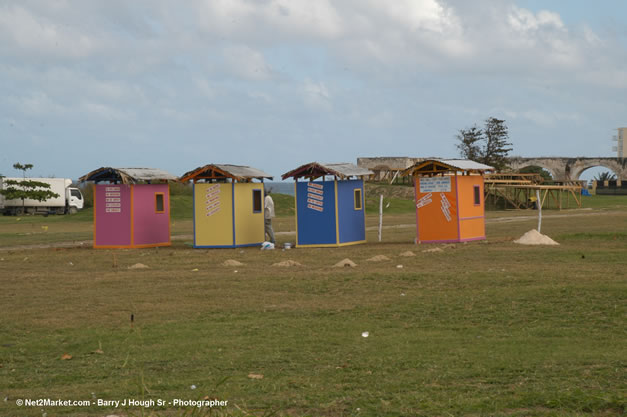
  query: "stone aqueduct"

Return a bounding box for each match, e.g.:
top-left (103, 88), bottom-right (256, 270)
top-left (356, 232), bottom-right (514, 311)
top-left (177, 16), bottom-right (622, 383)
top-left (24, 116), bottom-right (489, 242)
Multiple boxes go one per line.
top-left (507, 157), bottom-right (627, 181)
top-left (357, 157), bottom-right (627, 181)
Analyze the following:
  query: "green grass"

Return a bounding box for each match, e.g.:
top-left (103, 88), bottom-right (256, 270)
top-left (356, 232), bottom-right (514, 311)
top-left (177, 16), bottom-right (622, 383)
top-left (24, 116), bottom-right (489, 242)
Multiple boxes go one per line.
top-left (557, 232), bottom-right (627, 241)
top-left (1, 241), bottom-right (625, 416)
top-left (580, 194), bottom-right (627, 209)
top-left (270, 193), bottom-right (295, 217)
top-left (1, 192), bottom-right (626, 416)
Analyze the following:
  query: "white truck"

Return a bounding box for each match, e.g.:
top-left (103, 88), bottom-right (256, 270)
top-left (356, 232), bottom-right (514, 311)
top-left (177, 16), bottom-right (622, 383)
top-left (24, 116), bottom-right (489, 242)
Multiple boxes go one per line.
top-left (0, 178), bottom-right (84, 215)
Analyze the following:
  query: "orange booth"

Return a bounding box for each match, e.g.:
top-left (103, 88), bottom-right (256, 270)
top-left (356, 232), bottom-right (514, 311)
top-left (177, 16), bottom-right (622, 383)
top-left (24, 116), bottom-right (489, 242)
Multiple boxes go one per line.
top-left (402, 159), bottom-right (493, 244)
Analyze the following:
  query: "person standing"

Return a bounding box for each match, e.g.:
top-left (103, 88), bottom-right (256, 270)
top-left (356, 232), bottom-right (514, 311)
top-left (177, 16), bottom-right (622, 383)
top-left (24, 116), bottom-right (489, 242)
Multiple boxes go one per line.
top-left (264, 188), bottom-right (276, 244)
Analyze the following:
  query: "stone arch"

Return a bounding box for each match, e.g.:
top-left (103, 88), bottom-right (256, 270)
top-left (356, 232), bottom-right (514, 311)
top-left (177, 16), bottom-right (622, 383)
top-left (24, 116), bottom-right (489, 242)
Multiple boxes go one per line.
top-left (516, 164), bottom-right (556, 180)
top-left (509, 158), bottom-right (563, 180)
top-left (574, 165), bottom-right (618, 181)
top-left (568, 158), bottom-right (624, 180)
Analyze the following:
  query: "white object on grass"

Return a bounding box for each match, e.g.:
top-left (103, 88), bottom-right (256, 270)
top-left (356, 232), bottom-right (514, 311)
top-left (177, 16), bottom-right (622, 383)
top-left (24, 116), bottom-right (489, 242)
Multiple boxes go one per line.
top-left (261, 242), bottom-right (275, 250)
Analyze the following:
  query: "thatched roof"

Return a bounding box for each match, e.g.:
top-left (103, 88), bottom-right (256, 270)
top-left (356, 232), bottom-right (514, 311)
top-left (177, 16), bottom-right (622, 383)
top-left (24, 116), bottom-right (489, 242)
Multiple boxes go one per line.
top-left (179, 164), bottom-right (272, 182)
top-left (282, 162), bottom-right (373, 180)
top-left (79, 167), bottom-right (179, 184)
top-left (402, 159), bottom-right (494, 177)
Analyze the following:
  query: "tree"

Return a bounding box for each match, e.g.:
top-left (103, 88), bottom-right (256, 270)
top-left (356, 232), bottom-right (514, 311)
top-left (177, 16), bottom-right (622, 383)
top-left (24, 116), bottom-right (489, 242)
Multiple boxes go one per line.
top-left (481, 117), bottom-right (512, 171)
top-left (455, 125), bottom-right (482, 162)
top-left (455, 117), bottom-right (513, 171)
top-left (519, 165), bottom-right (552, 182)
top-left (594, 171), bottom-right (616, 182)
top-left (0, 163), bottom-right (60, 214)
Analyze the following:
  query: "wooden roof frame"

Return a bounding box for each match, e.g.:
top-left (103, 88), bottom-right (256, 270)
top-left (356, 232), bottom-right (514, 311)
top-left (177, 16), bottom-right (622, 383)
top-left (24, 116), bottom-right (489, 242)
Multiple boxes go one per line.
top-left (282, 162), bottom-right (333, 181)
top-left (179, 164), bottom-right (271, 183)
top-left (282, 162), bottom-right (372, 181)
top-left (402, 160), bottom-right (492, 177)
top-left (79, 167), bottom-right (178, 184)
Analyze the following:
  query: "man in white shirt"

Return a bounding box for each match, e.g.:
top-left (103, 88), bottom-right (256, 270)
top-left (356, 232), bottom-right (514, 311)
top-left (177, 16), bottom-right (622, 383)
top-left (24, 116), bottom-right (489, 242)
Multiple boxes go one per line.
top-left (264, 188), bottom-right (275, 244)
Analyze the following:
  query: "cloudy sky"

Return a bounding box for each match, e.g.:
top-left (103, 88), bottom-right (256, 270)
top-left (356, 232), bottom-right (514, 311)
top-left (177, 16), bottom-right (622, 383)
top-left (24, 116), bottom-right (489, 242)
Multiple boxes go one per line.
top-left (1, 0), bottom-right (626, 181)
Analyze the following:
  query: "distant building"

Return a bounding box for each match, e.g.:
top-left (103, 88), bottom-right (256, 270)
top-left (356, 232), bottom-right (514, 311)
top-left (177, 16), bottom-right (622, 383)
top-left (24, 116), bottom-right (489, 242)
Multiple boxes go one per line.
top-left (614, 128), bottom-right (627, 158)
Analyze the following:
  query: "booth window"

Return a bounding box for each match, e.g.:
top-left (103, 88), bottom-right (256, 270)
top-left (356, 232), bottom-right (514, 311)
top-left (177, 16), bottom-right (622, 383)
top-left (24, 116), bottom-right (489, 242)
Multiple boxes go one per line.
top-left (473, 186), bottom-right (481, 206)
top-left (155, 193), bottom-right (165, 213)
top-left (252, 189), bottom-right (262, 213)
top-left (354, 188), bottom-right (363, 210)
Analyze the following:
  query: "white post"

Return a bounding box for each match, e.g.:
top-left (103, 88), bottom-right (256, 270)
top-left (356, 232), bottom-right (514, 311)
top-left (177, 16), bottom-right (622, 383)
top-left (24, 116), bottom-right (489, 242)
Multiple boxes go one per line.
top-left (536, 189), bottom-right (542, 233)
top-left (378, 194), bottom-right (383, 242)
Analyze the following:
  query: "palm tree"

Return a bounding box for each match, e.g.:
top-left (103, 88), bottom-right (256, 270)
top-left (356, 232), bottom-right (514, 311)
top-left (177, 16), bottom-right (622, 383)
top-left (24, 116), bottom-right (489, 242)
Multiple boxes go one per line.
top-left (594, 171), bottom-right (616, 182)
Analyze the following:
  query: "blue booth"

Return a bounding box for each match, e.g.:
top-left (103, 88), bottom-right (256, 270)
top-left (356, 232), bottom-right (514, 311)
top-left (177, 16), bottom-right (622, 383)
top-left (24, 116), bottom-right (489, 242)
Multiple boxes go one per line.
top-left (282, 162), bottom-right (373, 248)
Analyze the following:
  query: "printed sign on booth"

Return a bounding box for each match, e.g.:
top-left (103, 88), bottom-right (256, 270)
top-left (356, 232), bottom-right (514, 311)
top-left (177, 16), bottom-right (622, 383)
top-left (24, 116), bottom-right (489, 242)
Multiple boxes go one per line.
top-left (419, 176), bottom-right (451, 193)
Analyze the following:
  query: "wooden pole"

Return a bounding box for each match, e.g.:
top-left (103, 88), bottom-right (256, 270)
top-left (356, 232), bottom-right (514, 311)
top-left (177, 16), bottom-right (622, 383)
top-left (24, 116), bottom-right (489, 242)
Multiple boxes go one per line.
top-left (378, 194), bottom-right (383, 242)
top-left (536, 189), bottom-right (542, 233)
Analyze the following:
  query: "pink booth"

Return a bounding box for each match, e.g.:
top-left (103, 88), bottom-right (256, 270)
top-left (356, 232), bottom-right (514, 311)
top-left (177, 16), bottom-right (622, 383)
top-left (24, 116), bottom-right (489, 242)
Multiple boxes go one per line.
top-left (79, 167), bottom-right (178, 249)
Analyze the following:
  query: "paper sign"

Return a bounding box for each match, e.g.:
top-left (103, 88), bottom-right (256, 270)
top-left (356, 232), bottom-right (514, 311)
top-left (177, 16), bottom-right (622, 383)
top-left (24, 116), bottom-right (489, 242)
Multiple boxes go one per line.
top-left (105, 186), bottom-right (122, 213)
top-left (307, 182), bottom-right (324, 212)
top-left (420, 177), bottom-right (451, 193)
top-left (205, 184), bottom-right (221, 216)
top-left (416, 193), bottom-right (433, 209)
top-left (440, 193), bottom-right (452, 222)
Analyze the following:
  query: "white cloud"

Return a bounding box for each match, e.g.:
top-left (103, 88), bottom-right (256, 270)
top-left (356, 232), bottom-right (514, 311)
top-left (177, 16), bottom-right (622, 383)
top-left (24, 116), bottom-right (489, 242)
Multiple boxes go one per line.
top-left (81, 102), bottom-right (131, 121)
top-left (2, 0), bottom-right (621, 87)
top-left (505, 109), bottom-right (580, 127)
top-left (12, 91), bottom-right (67, 116)
top-left (195, 78), bottom-right (215, 99)
top-left (302, 79), bottom-right (331, 110)
top-left (364, 0), bottom-right (457, 33)
top-left (1, 0), bottom-right (626, 178)
top-left (507, 7), bottom-right (565, 32)
top-left (222, 45), bottom-right (274, 80)
top-left (193, 0), bottom-right (343, 41)
top-left (0, 4), bottom-right (96, 58)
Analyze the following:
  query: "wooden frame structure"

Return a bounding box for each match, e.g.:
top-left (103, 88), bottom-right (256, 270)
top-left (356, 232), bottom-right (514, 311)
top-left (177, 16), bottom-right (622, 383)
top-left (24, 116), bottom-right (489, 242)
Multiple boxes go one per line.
top-left (484, 173), bottom-right (583, 209)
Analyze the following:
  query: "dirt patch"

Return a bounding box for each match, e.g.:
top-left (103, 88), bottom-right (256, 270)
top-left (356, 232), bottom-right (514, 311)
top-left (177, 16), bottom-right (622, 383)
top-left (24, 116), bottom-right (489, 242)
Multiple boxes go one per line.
top-left (399, 251), bottom-right (416, 257)
top-left (422, 247), bottom-right (444, 253)
top-left (223, 259), bottom-right (244, 267)
top-left (367, 255), bottom-right (391, 262)
top-left (128, 263), bottom-right (149, 269)
top-left (273, 260), bottom-right (303, 267)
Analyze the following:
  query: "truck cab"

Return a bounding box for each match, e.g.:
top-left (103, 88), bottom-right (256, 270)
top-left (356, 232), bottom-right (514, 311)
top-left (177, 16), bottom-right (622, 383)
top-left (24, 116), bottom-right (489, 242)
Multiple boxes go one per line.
top-left (67, 187), bottom-right (84, 214)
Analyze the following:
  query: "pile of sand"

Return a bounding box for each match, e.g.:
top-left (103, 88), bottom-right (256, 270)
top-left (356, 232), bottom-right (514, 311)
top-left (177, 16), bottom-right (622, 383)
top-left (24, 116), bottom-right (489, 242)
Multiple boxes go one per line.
top-left (367, 255), bottom-right (391, 262)
top-left (422, 247), bottom-right (444, 253)
top-left (514, 229), bottom-right (559, 246)
top-left (223, 259), bottom-right (244, 267)
top-left (334, 258), bottom-right (357, 267)
top-left (127, 263), bottom-right (149, 269)
top-left (272, 260), bottom-right (303, 267)
top-left (399, 251), bottom-right (416, 257)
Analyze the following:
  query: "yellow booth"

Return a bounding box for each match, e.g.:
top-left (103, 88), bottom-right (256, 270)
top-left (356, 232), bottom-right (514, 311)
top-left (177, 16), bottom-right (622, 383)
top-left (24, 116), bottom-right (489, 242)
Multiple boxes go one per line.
top-left (180, 164), bottom-right (273, 248)
top-left (402, 159), bottom-right (493, 244)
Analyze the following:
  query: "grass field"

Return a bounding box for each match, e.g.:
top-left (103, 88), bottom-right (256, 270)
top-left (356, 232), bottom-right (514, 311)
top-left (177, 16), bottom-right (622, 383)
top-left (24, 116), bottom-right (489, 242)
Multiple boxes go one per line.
top-left (0, 192), bottom-right (626, 417)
